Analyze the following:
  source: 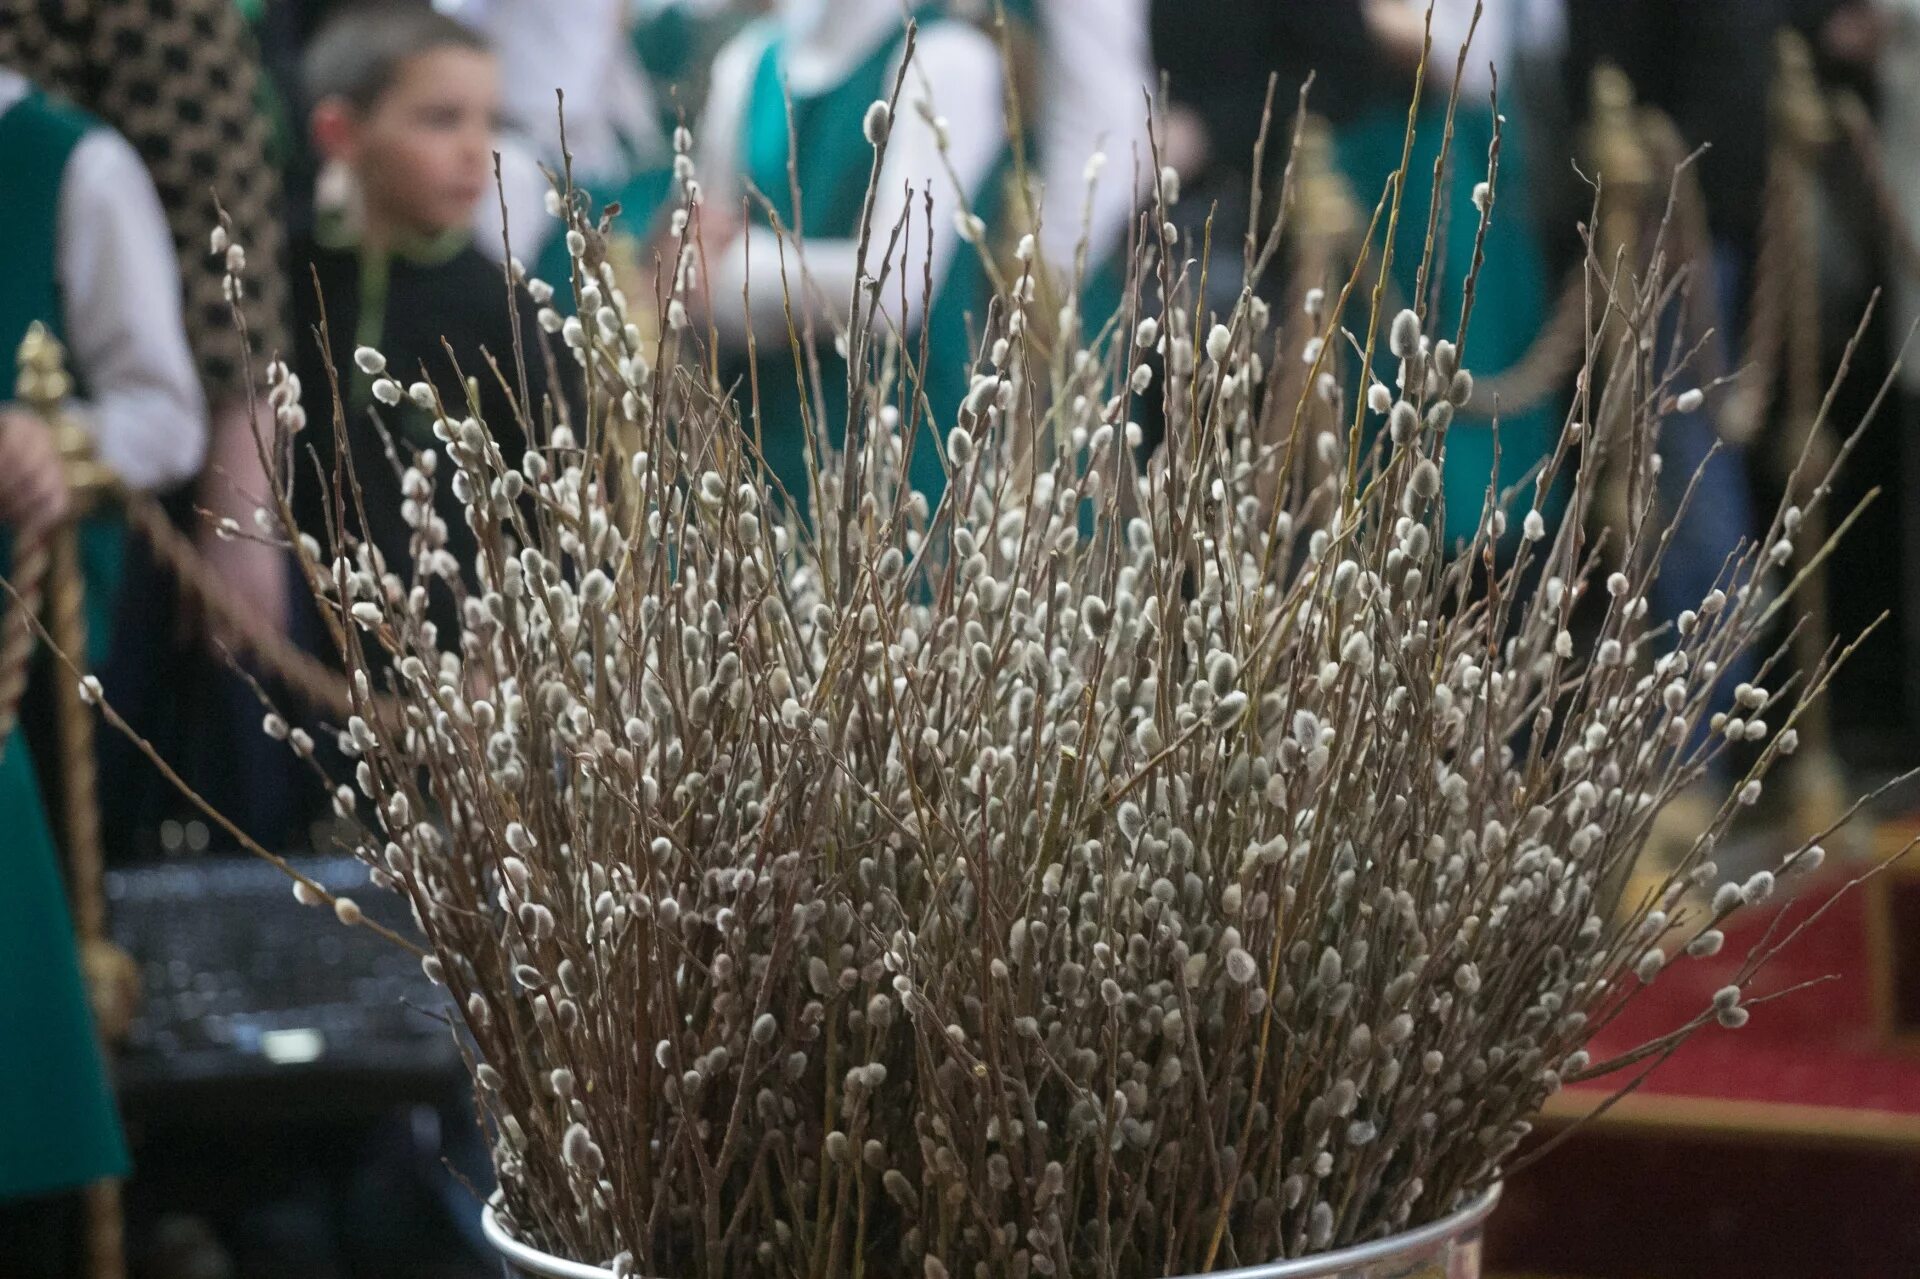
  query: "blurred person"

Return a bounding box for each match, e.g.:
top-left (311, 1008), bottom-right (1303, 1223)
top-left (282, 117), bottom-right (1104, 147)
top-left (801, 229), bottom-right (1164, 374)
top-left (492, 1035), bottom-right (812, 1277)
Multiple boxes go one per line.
top-left (259, 9), bottom-right (565, 1262)
top-left (1563, 0), bottom-right (1770, 654)
top-left (0, 0), bottom-right (297, 847)
top-left (1152, 0), bottom-right (1386, 319)
top-left (442, 0), bottom-right (688, 286)
top-left (0, 63), bottom-right (205, 1267)
top-left (290, 4), bottom-right (568, 648)
top-left (1796, 0), bottom-right (1920, 747)
top-left (0, 0), bottom-right (291, 619)
top-left (1561, 2), bottom-right (1780, 878)
top-left (1340, 0), bottom-right (1565, 551)
top-left (1859, 0), bottom-right (1920, 734)
top-left (991, 0), bottom-right (1154, 326)
top-left (695, 0), bottom-right (1007, 519)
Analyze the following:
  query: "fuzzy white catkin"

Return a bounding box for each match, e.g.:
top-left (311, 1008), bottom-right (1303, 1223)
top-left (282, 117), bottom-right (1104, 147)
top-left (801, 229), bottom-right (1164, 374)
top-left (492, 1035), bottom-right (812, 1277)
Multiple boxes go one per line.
top-left (1389, 400), bottom-right (1417, 445)
top-left (1410, 459), bottom-right (1441, 499)
top-left (862, 99), bottom-right (890, 144)
top-left (353, 346), bottom-right (385, 375)
top-left (1686, 929), bottom-right (1724, 958)
top-left (1389, 308), bottom-right (1420, 358)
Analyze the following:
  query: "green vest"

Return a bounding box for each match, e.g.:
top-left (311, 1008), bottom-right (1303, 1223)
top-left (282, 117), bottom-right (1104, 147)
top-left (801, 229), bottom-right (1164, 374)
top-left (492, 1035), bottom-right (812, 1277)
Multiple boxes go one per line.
top-left (528, 9), bottom-right (691, 289)
top-left (0, 88), bottom-right (132, 1202)
top-left (1336, 102), bottom-right (1559, 549)
top-left (731, 17), bottom-right (1003, 521)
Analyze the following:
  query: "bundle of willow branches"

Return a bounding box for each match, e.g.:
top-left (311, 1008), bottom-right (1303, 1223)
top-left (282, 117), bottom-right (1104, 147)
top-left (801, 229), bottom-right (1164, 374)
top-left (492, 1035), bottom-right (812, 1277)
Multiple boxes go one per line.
top-left (164, 42), bottom-right (1877, 1279)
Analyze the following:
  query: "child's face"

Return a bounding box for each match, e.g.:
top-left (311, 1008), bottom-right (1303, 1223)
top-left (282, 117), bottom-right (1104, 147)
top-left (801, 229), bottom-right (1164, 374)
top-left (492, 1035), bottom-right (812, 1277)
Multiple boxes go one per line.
top-left (327, 46), bottom-right (500, 239)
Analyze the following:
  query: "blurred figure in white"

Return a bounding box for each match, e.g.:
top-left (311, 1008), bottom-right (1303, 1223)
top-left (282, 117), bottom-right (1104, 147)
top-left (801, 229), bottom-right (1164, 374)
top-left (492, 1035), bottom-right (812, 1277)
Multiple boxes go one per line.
top-left (694, 0), bottom-right (1006, 519)
top-left (440, 0), bottom-right (708, 277)
top-left (1025, 0), bottom-right (1155, 321)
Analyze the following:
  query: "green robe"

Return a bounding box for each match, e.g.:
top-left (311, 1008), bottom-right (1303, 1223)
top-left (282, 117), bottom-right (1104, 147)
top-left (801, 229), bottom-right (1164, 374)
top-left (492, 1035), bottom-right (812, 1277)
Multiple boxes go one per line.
top-left (0, 88), bottom-right (131, 1203)
top-left (1336, 100), bottom-right (1559, 549)
top-left (729, 14), bottom-right (1003, 521)
top-left (529, 10), bottom-right (690, 290)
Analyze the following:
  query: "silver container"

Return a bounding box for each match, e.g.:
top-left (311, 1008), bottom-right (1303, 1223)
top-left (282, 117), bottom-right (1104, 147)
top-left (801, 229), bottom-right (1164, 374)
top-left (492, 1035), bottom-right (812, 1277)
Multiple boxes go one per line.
top-left (484, 1183), bottom-right (1500, 1279)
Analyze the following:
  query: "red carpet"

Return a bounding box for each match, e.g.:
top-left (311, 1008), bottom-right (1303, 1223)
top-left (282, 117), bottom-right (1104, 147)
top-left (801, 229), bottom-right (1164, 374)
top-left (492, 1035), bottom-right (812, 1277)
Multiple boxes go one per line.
top-left (1552, 864), bottom-right (1920, 1136)
top-left (1488, 859), bottom-right (1920, 1277)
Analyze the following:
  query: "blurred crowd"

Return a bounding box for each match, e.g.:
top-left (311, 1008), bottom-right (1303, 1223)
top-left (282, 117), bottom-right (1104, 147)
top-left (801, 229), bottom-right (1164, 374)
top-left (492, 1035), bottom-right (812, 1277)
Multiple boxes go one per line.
top-left (5, 0), bottom-right (1920, 1273)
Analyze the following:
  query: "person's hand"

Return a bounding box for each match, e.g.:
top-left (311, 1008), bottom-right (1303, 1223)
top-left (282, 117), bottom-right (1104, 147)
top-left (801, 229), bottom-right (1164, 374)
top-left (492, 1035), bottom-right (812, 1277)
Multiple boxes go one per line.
top-left (1361, 0), bottom-right (1431, 71)
top-left (193, 521), bottom-right (290, 645)
top-left (1823, 3), bottom-right (1887, 66)
top-left (687, 199), bottom-right (741, 266)
top-left (658, 200), bottom-right (742, 330)
top-left (191, 397), bottom-right (291, 644)
top-left (0, 406), bottom-right (71, 541)
top-left (1163, 105), bottom-right (1212, 184)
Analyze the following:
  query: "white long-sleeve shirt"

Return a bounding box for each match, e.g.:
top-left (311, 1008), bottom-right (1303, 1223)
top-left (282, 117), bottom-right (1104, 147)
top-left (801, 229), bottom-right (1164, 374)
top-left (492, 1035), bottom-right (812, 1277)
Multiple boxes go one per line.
top-left (0, 70), bottom-right (206, 493)
top-left (1032, 0), bottom-right (1154, 276)
top-left (695, 3), bottom-right (1005, 345)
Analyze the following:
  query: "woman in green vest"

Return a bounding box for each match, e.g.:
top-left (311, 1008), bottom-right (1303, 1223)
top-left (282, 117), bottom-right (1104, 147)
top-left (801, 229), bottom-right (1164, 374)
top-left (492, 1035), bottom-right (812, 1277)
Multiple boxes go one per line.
top-left (694, 0), bottom-right (1008, 522)
top-left (0, 69), bottom-right (206, 1215)
top-left (1336, 0), bottom-right (1562, 551)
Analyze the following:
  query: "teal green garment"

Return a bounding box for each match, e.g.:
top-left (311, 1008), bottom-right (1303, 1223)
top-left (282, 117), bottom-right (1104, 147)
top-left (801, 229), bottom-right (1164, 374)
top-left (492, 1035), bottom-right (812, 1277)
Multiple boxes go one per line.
top-left (526, 7), bottom-right (688, 292)
top-left (0, 88), bottom-right (132, 1202)
top-left (1335, 101), bottom-right (1558, 549)
top-left (632, 5), bottom-right (696, 83)
top-left (732, 16), bottom-right (1001, 521)
top-left (532, 166), bottom-right (676, 292)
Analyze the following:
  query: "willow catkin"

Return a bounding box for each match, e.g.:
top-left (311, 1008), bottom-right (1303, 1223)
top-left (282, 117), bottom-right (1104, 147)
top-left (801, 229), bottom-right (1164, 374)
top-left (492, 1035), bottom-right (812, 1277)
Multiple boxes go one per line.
top-left (144, 85), bottom-right (1872, 1279)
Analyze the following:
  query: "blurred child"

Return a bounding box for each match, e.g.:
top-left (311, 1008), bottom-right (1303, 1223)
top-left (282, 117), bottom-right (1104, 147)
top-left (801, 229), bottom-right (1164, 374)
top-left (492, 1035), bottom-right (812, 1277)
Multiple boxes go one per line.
top-left (0, 61), bottom-right (203, 1254)
top-left (291, 5), bottom-right (565, 631)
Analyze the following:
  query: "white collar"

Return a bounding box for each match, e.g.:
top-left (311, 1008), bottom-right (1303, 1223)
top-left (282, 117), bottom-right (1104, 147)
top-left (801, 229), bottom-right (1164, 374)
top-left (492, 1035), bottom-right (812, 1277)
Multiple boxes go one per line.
top-left (0, 67), bottom-right (31, 116)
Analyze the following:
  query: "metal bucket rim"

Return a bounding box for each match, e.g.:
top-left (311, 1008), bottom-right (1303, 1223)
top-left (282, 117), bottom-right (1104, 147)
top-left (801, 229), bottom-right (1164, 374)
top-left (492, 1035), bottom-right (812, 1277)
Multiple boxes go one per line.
top-left (483, 1204), bottom-right (619, 1279)
top-left (481, 1182), bottom-right (1501, 1279)
top-left (1197, 1183), bottom-right (1501, 1278)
